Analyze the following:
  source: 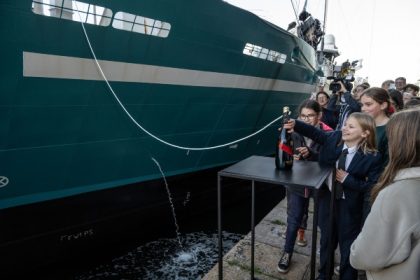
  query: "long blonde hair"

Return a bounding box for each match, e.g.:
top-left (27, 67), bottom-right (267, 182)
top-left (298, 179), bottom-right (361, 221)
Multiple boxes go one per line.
top-left (346, 112), bottom-right (377, 154)
top-left (371, 108), bottom-right (420, 203)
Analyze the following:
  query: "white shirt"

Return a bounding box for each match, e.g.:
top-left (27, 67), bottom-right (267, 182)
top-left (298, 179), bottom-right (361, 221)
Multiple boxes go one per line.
top-left (328, 144), bottom-right (357, 198)
top-left (338, 144), bottom-right (357, 174)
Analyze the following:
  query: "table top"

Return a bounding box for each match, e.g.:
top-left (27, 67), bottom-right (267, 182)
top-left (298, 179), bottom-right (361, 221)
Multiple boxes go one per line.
top-left (219, 155), bottom-right (332, 189)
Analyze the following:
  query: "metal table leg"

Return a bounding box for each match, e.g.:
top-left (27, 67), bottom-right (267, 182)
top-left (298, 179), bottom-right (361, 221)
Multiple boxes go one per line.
top-left (218, 174), bottom-right (223, 280)
top-left (251, 180), bottom-right (255, 279)
top-left (311, 190), bottom-right (319, 280)
top-left (218, 177), bottom-right (258, 280)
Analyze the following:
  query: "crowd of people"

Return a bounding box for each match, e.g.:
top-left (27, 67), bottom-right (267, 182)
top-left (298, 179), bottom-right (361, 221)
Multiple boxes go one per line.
top-left (277, 77), bottom-right (420, 280)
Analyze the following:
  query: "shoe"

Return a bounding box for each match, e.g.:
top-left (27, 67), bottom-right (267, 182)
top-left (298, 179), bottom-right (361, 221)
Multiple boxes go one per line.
top-left (277, 252), bottom-right (292, 273)
top-left (334, 265), bottom-right (340, 275)
top-left (296, 229), bottom-right (307, 247)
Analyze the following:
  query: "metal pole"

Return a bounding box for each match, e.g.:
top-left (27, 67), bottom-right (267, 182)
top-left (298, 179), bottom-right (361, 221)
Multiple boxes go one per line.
top-left (311, 190), bottom-right (320, 280)
top-left (319, 0), bottom-right (328, 64)
top-left (218, 174), bottom-right (223, 280)
top-left (323, 0), bottom-right (328, 36)
top-left (326, 169), bottom-right (336, 280)
top-left (251, 180), bottom-right (255, 279)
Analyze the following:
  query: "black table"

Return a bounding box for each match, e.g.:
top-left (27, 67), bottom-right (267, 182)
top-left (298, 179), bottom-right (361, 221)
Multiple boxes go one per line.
top-left (217, 155), bottom-right (333, 280)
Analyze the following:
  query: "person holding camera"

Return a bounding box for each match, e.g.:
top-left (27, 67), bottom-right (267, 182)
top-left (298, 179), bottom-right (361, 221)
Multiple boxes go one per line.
top-left (327, 81), bottom-right (361, 130)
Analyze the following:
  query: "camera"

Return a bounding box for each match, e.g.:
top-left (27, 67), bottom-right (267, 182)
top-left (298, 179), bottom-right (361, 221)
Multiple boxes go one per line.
top-left (327, 60), bottom-right (359, 93)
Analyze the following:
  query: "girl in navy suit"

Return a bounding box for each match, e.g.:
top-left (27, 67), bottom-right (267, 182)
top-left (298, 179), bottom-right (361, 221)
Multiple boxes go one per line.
top-left (283, 112), bottom-right (382, 280)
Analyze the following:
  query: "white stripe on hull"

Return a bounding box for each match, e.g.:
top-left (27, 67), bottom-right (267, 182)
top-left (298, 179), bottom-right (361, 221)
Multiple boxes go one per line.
top-left (23, 51), bottom-right (315, 93)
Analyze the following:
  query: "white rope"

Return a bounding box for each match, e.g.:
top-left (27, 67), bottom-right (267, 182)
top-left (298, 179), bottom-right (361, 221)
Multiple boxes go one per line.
top-left (73, 1), bottom-right (283, 151)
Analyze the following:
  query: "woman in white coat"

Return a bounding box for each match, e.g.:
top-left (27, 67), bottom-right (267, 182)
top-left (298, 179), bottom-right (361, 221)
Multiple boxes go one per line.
top-left (350, 107), bottom-right (420, 280)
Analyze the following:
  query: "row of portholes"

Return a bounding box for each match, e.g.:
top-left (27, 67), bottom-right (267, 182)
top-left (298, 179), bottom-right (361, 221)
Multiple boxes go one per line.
top-left (32, 0), bottom-right (171, 38)
top-left (243, 43), bottom-right (287, 64)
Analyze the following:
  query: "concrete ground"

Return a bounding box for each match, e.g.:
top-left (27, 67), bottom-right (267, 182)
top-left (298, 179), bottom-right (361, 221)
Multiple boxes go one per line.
top-left (203, 196), bottom-right (367, 280)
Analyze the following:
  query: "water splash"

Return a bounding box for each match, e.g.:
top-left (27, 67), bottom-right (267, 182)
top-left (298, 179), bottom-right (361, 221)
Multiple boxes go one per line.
top-left (175, 251), bottom-right (196, 263)
top-left (74, 231), bottom-right (242, 280)
top-left (151, 157), bottom-right (182, 248)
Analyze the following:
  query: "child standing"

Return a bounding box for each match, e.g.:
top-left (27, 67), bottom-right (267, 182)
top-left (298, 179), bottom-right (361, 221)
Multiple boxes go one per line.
top-left (282, 112), bottom-right (382, 280)
top-left (360, 87), bottom-right (391, 223)
top-left (360, 87), bottom-right (391, 164)
top-left (278, 99), bottom-right (332, 273)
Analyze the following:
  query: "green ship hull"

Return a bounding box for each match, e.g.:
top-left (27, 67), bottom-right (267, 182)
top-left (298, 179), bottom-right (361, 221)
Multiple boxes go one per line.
top-left (0, 0), bottom-right (317, 209)
top-left (0, 0), bottom-right (318, 272)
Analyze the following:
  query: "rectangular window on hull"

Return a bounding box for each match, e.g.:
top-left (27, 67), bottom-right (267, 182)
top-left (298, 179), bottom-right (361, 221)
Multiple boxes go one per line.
top-left (112, 11), bottom-right (171, 38)
top-left (243, 43), bottom-right (287, 64)
top-left (32, 0), bottom-right (112, 26)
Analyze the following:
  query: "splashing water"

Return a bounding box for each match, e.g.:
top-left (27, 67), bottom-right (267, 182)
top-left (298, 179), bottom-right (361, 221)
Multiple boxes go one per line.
top-left (176, 251), bottom-right (195, 263)
top-left (151, 157), bottom-right (183, 248)
top-left (74, 231), bottom-right (242, 280)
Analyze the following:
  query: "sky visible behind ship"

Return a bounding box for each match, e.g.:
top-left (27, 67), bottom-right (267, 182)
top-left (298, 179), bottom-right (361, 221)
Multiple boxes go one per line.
top-left (227, 0), bottom-right (420, 86)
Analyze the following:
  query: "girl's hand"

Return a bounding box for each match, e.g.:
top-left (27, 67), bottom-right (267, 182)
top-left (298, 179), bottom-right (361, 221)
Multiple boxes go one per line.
top-left (296, 146), bottom-right (309, 159)
top-left (293, 154), bottom-right (301, 160)
top-left (336, 169), bottom-right (348, 183)
top-left (278, 119), bottom-right (296, 132)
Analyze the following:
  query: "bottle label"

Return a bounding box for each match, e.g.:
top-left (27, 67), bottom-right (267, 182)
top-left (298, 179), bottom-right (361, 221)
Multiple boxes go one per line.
top-left (279, 142), bottom-right (293, 156)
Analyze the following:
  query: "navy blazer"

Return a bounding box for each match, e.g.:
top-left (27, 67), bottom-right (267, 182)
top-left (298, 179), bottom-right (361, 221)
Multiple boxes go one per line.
top-left (293, 120), bottom-right (382, 213)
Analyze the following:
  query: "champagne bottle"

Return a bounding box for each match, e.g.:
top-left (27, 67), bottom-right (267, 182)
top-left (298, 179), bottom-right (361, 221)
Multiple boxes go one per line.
top-left (275, 106), bottom-right (294, 170)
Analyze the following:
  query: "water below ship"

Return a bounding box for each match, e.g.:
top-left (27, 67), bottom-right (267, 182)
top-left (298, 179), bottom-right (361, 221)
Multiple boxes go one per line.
top-left (18, 181), bottom-right (285, 280)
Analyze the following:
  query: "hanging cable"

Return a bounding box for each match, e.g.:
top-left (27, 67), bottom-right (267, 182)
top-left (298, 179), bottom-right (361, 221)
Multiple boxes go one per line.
top-left (72, 1), bottom-right (284, 151)
top-left (290, 0), bottom-right (301, 27)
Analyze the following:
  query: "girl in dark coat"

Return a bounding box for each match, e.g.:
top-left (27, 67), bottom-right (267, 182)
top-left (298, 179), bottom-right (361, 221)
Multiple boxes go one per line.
top-left (278, 99), bottom-right (332, 273)
top-left (282, 112), bottom-right (382, 280)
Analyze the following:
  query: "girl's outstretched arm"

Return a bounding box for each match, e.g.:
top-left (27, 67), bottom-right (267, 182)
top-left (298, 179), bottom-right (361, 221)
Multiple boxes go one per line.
top-left (293, 120), bottom-right (329, 145)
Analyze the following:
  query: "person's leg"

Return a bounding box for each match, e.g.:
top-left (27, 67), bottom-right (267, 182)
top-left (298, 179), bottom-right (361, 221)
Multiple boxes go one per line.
top-left (284, 192), bottom-right (307, 253)
top-left (297, 197), bottom-right (310, 246)
top-left (278, 192), bottom-right (307, 273)
top-left (282, 190), bottom-right (291, 239)
top-left (317, 190), bottom-right (338, 279)
top-left (337, 198), bottom-right (362, 280)
top-left (301, 196), bottom-right (309, 229)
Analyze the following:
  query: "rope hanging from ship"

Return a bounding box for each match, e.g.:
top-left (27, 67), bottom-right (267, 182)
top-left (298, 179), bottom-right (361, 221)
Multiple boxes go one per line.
top-left (72, 1), bottom-right (285, 152)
